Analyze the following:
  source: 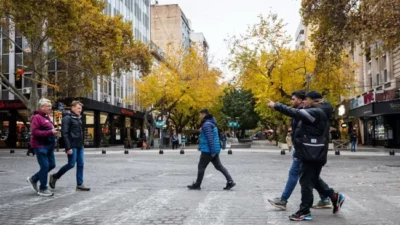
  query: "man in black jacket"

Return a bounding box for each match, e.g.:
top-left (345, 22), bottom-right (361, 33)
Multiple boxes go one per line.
top-left (268, 91), bottom-right (345, 221)
top-left (50, 101), bottom-right (90, 191)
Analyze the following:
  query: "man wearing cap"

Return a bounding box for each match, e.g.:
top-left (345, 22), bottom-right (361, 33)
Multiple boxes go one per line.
top-left (187, 109), bottom-right (236, 190)
top-left (268, 91), bottom-right (345, 221)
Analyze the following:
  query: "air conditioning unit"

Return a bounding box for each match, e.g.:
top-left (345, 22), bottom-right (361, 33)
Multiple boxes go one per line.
top-left (117, 98), bottom-right (123, 104)
top-left (22, 87), bottom-right (31, 94)
top-left (104, 95), bottom-right (111, 103)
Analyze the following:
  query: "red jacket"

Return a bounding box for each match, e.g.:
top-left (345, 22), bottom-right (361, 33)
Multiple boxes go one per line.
top-left (30, 111), bottom-right (56, 149)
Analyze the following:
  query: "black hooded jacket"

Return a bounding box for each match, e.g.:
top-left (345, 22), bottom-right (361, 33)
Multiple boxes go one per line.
top-left (62, 111), bottom-right (84, 151)
top-left (274, 101), bottom-right (333, 164)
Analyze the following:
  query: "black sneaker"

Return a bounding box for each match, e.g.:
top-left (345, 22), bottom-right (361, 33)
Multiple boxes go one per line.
top-left (26, 177), bottom-right (38, 193)
top-left (187, 182), bottom-right (201, 190)
top-left (332, 193), bottom-right (345, 214)
top-left (49, 174), bottom-right (57, 189)
top-left (288, 211), bottom-right (312, 221)
top-left (268, 197), bottom-right (287, 210)
top-left (223, 181), bottom-right (236, 190)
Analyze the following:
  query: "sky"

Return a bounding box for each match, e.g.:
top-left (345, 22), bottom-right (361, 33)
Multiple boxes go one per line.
top-left (154, 0), bottom-right (302, 80)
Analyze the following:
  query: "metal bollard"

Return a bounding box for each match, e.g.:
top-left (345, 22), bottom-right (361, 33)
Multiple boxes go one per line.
top-left (124, 149), bottom-right (129, 154)
top-left (102, 149), bottom-right (106, 154)
top-left (228, 149), bottom-right (232, 155)
top-left (180, 149), bottom-right (184, 154)
top-left (280, 150), bottom-right (285, 155)
top-left (10, 149), bottom-right (15, 154)
top-left (390, 150), bottom-right (395, 156)
top-left (335, 150), bottom-right (340, 155)
top-left (159, 149), bottom-right (164, 154)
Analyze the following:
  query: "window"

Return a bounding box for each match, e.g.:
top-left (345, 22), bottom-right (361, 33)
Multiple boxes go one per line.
top-left (384, 69), bottom-right (388, 83)
top-left (15, 37), bottom-right (22, 53)
top-left (2, 55), bottom-right (9, 73)
top-left (376, 73), bottom-right (380, 85)
top-left (2, 39), bottom-right (9, 54)
top-left (375, 116), bottom-right (385, 140)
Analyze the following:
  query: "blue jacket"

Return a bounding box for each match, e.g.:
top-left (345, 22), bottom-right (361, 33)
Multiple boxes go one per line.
top-left (199, 116), bottom-right (221, 155)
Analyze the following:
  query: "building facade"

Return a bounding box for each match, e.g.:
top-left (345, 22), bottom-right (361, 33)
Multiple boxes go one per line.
top-left (0, 0), bottom-right (151, 148)
top-left (151, 4), bottom-right (192, 52)
top-left (295, 22), bottom-right (312, 50)
top-left (190, 32), bottom-right (209, 63)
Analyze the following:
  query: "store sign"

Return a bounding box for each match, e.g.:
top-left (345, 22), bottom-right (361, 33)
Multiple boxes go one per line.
top-left (338, 105), bottom-right (346, 116)
top-left (121, 109), bottom-right (134, 116)
top-left (0, 101), bottom-right (25, 109)
top-left (389, 103), bottom-right (400, 110)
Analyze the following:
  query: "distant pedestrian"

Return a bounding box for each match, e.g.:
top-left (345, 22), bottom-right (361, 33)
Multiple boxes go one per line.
top-left (181, 134), bottom-right (187, 149)
top-left (50, 101), bottom-right (90, 191)
top-left (26, 98), bottom-right (60, 197)
top-left (26, 131), bottom-right (35, 156)
top-left (286, 132), bottom-right (293, 152)
top-left (350, 129), bottom-right (357, 152)
top-left (220, 131), bottom-right (227, 150)
top-left (187, 109), bottom-right (236, 190)
top-left (172, 134), bottom-right (179, 149)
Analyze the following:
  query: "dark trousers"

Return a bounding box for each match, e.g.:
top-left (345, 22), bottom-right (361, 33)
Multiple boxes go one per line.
top-left (195, 152), bottom-right (233, 185)
top-left (299, 162), bottom-right (335, 213)
top-left (172, 141), bottom-right (179, 149)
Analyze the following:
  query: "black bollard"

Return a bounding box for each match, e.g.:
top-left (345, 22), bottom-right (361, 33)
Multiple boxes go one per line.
top-left (280, 150), bottom-right (285, 155)
top-left (228, 149), bottom-right (232, 155)
top-left (102, 149), bottom-right (106, 154)
top-left (10, 149), bottom-right (15, 154)
top-left (124, 149), bottom-right (129, 154)
top-left (159, 149), bottom-right (164, 154)
top-left (180, 149), bottom-right (185, 154)
top-left (390, 150), bottom-right (395, 156)
top-left (335, 150), bottom-right (340, 155)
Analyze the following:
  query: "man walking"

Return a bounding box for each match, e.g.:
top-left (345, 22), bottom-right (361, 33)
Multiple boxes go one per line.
top-left (220, 131), bottom-right (227, 150)
top-left (187, 109), bottom-right (236, 190)
top-left (27, 98), bottom-right (60, 197)
top-left (268, 91), bottom-right (331, 211)
top-left (50, 101), bottom-right (90, 191)
top-left (268, 91), bottom-right (345, 221)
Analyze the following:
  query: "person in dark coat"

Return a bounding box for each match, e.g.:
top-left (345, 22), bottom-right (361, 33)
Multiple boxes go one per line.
top-left (50, 101), bottom-right (90, 191)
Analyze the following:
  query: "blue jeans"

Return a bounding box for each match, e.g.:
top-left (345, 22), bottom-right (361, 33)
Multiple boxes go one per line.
top-left (54, 147), bottom-right (85, 185)
top-left (281, 148), bottom-right (329, 201)
top-left (350, 141), bottom-right (356, 152)
top-left (31, 148), bottom-right (56, 191)
top-left (221, 141), bottom-right (226, 150)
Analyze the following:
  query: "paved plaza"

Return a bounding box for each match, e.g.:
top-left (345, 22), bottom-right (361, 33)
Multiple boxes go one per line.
top-left (0, 149), bottom-right (400, 225)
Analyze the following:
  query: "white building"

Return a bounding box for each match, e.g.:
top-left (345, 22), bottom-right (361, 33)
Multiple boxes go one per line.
top-left (190, 32), bottom-right (209, 63)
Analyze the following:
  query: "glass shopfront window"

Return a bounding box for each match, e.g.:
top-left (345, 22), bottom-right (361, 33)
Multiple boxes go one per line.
top-left (16, 110), bottom-right (30, 148)
top-left (113, 115), bottom-right (123, 143)
top-left (375, 116), bottom-right (385, 140)
top-left (100, 112), bottom-right (111, 146)
top-left (84, 111), bottom-right (95, 146)
top-left (0, 111), bottom-right (11, 147)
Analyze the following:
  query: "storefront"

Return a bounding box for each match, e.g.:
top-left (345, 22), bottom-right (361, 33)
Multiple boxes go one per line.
top-left (0, 98), bottom-right (144, 148)
top-left (349, 99), bottom-right (400, 148)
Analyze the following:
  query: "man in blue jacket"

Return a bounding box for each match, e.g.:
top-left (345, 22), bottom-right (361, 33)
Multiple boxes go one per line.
top-left (187, 109), bottom-right (236, 190)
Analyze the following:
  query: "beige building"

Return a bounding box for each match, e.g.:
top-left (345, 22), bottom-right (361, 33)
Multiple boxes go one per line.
top-left (295, 22), bottom-right (312, 50)
top-left (190, 32), bottom-right (209, 63)
top-left (151, 4), bottom-right (191, 53)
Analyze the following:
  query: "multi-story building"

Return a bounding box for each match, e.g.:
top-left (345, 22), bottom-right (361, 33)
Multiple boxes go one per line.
top-left (295, 22), bottom-right (312, 50)
top-left (190, 32), bottom-right (209, 63)
top-left (151, 4), bottom-right (192, 53)
top-left (0, 0), bottom-right (151, 148)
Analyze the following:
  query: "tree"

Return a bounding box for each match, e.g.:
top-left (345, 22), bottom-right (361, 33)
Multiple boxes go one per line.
top-left (226, 13), bottom-right (356, 143)
top-left (136, 46), bottom-right (222, 148)
top-left (220, 88), bottom-right (260, 137)
top-left (0, 0), bottom-right (152, 114)
top-left (301, 0), bottom-right (400, 67)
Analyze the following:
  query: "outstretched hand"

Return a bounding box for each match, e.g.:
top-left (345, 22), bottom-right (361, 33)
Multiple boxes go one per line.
top-left (267, 99), bottom-right (275, 109)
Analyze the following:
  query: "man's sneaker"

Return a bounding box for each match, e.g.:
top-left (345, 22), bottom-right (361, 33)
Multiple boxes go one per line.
top-left (313, 199), bottom-right (333, 209)
top-left (332, 193), bottom-right (345, 214)
top-left (49, 174), bottom-right (57, 189)
top-left (187, 182), bottom-right (201, 190)
top-left (268, 197), bottom-right (287, 210)
top-left (37, 189), bottom-right (54, 197)
top-left (289, 211), bottom-right (312, 221)
top-left (223, 181), bottom-right (236, 190)
top-left (76, 185), bottom-right (91, 191)
top-left (26, 177), bottom-right (38, 193)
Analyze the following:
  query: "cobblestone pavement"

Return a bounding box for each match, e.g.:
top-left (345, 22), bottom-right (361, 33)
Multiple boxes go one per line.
top-left (0, 149), bottom-right (400, 225)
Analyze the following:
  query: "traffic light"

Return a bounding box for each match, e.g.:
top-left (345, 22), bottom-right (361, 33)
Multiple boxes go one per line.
top-left (15, 68), bottom-right (24, 81)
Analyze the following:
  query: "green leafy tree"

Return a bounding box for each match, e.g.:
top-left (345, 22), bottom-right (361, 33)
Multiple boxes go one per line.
top-left (221, 88), bottom-right (260, 137)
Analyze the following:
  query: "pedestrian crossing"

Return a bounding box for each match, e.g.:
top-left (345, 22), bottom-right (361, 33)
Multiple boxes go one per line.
top-left (1, 184), bottom-right (398, 225)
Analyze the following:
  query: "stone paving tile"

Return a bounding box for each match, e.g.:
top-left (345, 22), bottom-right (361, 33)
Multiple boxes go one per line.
top-left (0, 150), bottom-right (400, 225)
